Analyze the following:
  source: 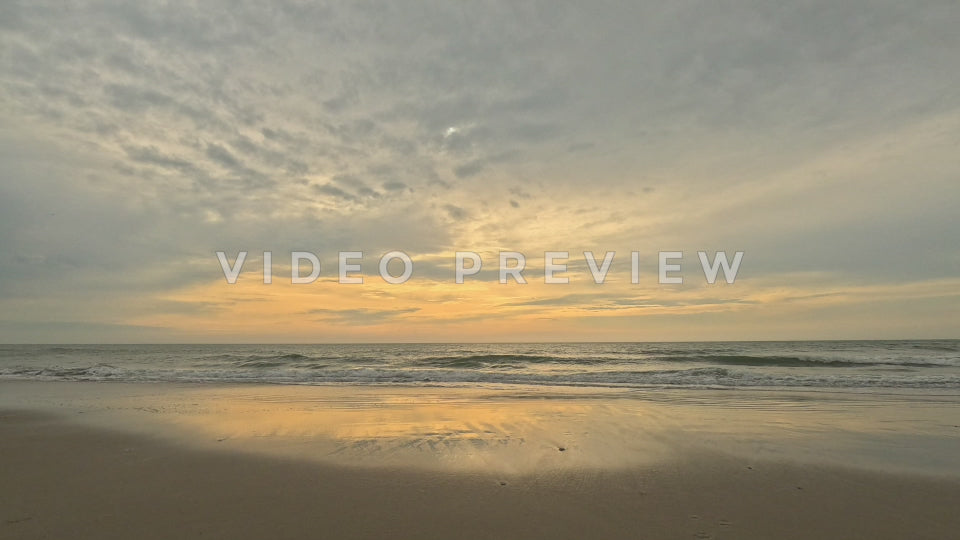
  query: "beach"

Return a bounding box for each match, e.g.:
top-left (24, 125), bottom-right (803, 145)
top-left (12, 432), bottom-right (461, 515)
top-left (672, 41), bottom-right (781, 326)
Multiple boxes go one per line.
top-left (3, 0), bottom-right (958, 535)
top-left (4, 0), bottom-right (959, 537)
top-left (2, 380), bottom-right (959, 539)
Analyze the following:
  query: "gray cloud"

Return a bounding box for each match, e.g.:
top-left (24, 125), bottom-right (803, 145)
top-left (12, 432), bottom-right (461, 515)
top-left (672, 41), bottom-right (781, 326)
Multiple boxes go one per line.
top-left (123, 145), bottom-right (197, 173)
top-left (1, 0), bottom-right (958, 340)
top-left (313, 183), bottom-right (357, 202)
top-left (443, 204), bottom-right (468, 220)
top-left (382, 181), bottom-right (407, 192)
top-left (205, 144), bottom-right (241, 169)
top-left (453, 161), bottom-right (485, 179)
top-left (309, 308), bottom-right (420, 326)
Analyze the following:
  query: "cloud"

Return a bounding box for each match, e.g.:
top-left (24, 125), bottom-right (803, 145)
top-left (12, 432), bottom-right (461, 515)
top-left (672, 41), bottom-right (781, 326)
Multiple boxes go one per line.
top-left (443, 204), bottom-right (468, 220)
top-left (123, 144), bottom-right (197, 173)
top-left (313, 183), bottom-right (358, 202)
top-left (453, 161), bottom-right (484, 179)
top-left (1, 0), bottom-right (958, 340)
top-left (382, 181), bottom-right (407, 192)
top-left (309, 307), bottom-right (420, 326)
top-left (205, 143), bottom-right (241, 169)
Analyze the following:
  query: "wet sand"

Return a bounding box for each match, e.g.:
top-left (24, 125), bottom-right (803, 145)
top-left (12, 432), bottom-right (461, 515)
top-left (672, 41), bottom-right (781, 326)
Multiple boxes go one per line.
top-left (2, 381), bottom-right (960, 539)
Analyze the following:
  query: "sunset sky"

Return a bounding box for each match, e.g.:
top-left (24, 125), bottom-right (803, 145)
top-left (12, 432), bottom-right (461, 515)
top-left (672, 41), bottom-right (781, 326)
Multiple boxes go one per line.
top-left (1, 1), bottom-right (958, 342)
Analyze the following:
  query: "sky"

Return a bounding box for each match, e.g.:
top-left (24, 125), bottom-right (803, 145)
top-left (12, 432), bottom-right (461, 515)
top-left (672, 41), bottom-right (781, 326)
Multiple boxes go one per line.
top-left (0, 0), bottom-right (958, 343)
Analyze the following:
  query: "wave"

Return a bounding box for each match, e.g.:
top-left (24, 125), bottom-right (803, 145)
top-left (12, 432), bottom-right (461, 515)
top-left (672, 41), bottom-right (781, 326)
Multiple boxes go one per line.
top-left (5, 363), bottom-right (122, 379)
top-left (663, 355), bottom-right (952, 368)
top-left (413, 353), bottom-right (953, 369)
top-left (910, 344), bottom-right (959, 352)
top-left (1, 341), bottom-right (958, 389)
top-left (2, 363), bottom-right (958, 389)
top-left (415, 354), bottom-right (612, 368)
top-left (233, 353), bottom-right (312, 368)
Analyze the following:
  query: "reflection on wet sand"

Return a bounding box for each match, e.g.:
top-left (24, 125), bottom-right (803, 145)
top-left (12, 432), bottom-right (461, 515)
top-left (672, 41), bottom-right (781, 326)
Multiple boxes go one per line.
top-left (2, 382), bottom-right (958, 476)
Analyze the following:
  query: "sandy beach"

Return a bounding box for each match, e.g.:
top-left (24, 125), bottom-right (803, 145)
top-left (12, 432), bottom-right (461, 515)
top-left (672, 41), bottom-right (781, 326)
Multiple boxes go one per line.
top-left (2, 381), bottom-right (959, 539)
top-left (4, 0), bottom-right (959, 536)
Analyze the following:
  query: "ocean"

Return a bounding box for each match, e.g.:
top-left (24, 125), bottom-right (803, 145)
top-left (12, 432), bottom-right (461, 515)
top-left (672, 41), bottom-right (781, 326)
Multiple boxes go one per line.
top-left (1, 340), bottom-right (958, 390)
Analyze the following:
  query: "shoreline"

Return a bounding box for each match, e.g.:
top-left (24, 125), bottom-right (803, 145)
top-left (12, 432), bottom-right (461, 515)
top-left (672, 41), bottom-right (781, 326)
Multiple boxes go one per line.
top-left (2, 380), bottom-right (960, 476)
top-left (4, 407), bottom-right (960, 539)
top-left (3, 380), bottom-right (960, 538)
